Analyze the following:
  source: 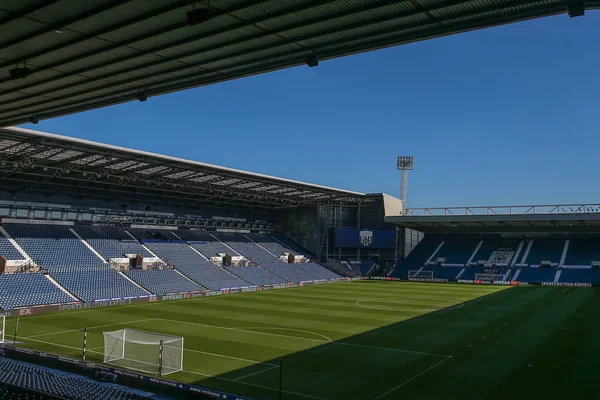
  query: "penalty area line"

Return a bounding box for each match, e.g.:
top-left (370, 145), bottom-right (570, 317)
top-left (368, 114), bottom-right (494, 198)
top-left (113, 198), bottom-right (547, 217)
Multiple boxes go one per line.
top-left (183, 369), bottom-right (328, 400)
top-left (371, 356), bottom-right (453, 400)
top-left (234, 364), bottom-right (280, 382)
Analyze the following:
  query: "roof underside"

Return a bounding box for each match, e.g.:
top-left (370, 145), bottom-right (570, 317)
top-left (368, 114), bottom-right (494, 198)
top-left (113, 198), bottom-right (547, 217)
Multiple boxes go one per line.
top-left (0, 0), bottom-right (596, 127)
top-left (0, 127), bottom-right (366, 211)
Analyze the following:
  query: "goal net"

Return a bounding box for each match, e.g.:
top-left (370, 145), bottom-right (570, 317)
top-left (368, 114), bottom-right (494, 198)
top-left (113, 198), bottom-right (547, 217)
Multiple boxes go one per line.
top-left (103, 329), bottom-right (183, 375)
top-left (408, 270), bottom-right (434, 280)
top-left (475, 273), bottom-right (505, 282)
top-left (0, 315), bottom-right (4, 344)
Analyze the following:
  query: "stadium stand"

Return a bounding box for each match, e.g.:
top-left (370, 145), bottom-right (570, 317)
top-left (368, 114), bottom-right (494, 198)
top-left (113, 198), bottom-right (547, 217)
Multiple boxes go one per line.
top-left (72, 226), bottom-right (152, 259)
top-left (0, 273), bottom-right (73, 310)
top-left (123, 269), bottom-right (204, 295)
top-left (214, 233), bottom-right (316, 282)
top-left (0, 358), bottom-right (151, 400)
top-left (434, 237), bottom-right (480, 265)
top-left (523, 238), bottom-right (565, 266)
top-left (564, 237), bottom-right (600, 266)
top-left (0, 231), bottom-right (23, 261)
top-left (247, 233), bottom-right (339, 279)
top-left (175, 230), bottom-right (239, 257)
top-left (3, 224), bottom-right (148, 303)
top-left (143, 242), bottom-right (250, 290)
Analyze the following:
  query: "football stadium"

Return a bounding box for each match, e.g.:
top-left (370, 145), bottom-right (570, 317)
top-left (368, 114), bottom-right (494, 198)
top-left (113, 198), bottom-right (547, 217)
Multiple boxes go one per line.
top-left (1, 1), bottom-right (599, 400)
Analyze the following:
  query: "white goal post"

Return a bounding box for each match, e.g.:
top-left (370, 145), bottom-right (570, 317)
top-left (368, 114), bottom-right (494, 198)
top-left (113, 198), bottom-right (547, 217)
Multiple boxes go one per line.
top-left (408, 270), bottom-right (434, 280)
top-left (0, 315), bottom-right (4, 344)
top-left (103, 329), bottom-right (183, 376)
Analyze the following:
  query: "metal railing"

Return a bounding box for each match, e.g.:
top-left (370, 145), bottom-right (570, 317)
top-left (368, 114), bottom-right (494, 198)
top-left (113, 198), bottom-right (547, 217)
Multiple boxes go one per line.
top-left (402, 204), bottom-right (600, 217)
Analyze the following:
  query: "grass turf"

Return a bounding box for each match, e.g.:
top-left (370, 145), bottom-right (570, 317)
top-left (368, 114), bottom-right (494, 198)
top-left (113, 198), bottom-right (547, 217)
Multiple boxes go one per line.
top-left (4, 281), bottom-right (600, 400)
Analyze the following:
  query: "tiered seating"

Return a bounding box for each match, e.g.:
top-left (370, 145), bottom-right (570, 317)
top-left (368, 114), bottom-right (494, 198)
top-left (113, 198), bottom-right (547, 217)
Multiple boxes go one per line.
top-left (391, 235), bottom-right (443, 278)
top-left (0, 359), bottom-right (151, 400)
top-left (144, 242), bottom-right (249, 290)
top-left (51, 271), bottom-right (147, 302)
top-left (3, 224), bottom-right (102, 270)
top-left (224, 265), bottom-right (286, 286)
top-left (0, 230), bottom-right (23, 260)
top-left (177, 230), bottom-right (239, 257)
top-left (0, 273), bottom-right (73, 310)
top-left (73, 226), bottom-right (152, 259)
top-left (248, 233), bottom-right (338, 279)
top-left (215, 233), bottom-right (315, 282)
top-left (564, 238), bottom-right (600, 266)
top-left (434, 237), bottom-right (480, 265)
top-left (4, 224), bottom-right (148, 302)
top-left (559, 268), bottom-right (600, 284)
top-left (469, 238), bottom-right (502, 264)
top-left (126, 228), bottom-right (173, 241)
top-left (525, 238), bottom-right (564, 266)
top-left (124, 269), bottom-right (204, 295)
top-left (514, 267), bottom-right (556, 283)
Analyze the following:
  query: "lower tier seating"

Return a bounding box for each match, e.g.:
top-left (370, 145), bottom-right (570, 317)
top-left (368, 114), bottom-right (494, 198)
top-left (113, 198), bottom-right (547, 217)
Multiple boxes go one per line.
top-left (0, 273), bottom-right (73, 310)
top-left (514, 267), bottom-right (557, 283)
top-left (0, 359), bottom-right (150, 400)
top-left (124, 269), bottom-right (204, 295)
top-left (224, 266), bottom-right (286, 286)
top-left (51, 271), bottom-right (148, 302)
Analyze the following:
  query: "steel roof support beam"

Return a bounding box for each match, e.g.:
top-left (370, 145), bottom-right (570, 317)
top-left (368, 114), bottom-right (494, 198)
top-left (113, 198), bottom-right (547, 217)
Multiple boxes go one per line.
top-left (1, 0), bottom-right (554, 120)
top-left (0, 0), bottom-right (130, 53)
top-left (0, 1), bottom-right (61, 27)
top-left (2, 0), bottom-right (408, 95)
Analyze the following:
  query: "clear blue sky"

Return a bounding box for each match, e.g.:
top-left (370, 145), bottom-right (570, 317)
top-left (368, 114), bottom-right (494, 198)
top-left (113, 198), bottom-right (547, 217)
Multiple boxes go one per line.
top-left (21, 12), bottom-right (600, 208)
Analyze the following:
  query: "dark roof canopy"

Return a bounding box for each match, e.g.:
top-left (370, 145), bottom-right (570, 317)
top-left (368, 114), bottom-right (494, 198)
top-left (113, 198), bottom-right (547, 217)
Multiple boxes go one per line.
top-left (0, 0), bottom-right (595, 127)
top-left (0, 127), bottom-right (366, 210)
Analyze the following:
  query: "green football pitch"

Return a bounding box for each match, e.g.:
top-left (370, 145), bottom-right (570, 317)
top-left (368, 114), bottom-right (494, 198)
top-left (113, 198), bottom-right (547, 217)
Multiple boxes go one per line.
top-left (5, 281), bottom-right (600, 400)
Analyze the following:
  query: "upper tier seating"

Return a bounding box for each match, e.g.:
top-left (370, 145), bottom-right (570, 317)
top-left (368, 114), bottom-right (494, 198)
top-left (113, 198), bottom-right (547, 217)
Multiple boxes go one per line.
top-left (524, 239), bottom-right (565, 266)
top-left (3, 224), bottom-right (103, 271)
top-left (214, 233), bottom-right (316, 282)
top-left (124, 269), bottom-right (204, 295)
top-left (0, 273), bottom-right (73, 310)
top-left (564, 238), bottom-right (600, 266)
top-left (176, 230), bottom-right (240, 257)
top-left (73, 226), bottom-right (152, 259)
top-left (0, 359), bottom-right (151, 400)
top-left (4, 224), bottom-right (149, 302)
top-left (126, 228), bottom-right (175, 241)
top-left (0, 230), bottom-right (23, 260)
top-left (145, 242), bottom-right (250, 290)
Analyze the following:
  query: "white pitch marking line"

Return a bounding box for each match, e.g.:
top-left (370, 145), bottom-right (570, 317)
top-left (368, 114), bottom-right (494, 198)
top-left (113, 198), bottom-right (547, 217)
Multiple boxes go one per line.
top-left (156, 318), bottom-right (450, 358)
top-left (183, 369), bottom-right (328, 400)
top-left (25, 318), bottom-right (157, 338)
top-left (184, 348), bottom-right (278, 366)
top-left (371, 356), bottom-right (453, 400)
top-left (355, 299), bottom-right (463, 313)
top-left (561, 287), bottom-right (571, 293)
top-left (234, 364), bottom-right (279, 381)
top-left (234, 326), bottom-right (333, 343)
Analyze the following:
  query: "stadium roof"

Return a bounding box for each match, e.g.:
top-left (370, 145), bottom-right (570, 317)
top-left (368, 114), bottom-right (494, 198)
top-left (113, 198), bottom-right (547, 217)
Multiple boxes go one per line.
top-left (386, 204), bottom-right (600, 233)
top-left (0, 126), bottom-right (367, 210)
top-left (0, 0), bottom-right (595, 127)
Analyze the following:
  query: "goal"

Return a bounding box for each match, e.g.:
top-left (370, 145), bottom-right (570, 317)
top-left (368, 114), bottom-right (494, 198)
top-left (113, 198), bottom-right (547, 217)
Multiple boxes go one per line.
top-left (103, 329), bottom-right (183, 376)
top-left (0, 315), bottom-right (4, 344)
top-left (408, 270), bottom-right (433, 280)
top-left (475, 273), bottom-right (505, 282)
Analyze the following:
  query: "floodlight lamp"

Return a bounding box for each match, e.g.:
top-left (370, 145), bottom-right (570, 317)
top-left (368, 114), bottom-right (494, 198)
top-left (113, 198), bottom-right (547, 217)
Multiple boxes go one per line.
top-left (396, 155), bottom-right (414, 171)
top-left (305, 54), bottom-right (319, 67)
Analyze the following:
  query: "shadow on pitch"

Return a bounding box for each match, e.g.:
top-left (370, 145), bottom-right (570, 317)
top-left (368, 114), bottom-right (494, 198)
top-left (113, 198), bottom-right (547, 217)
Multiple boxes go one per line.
top-left (184, 283), bottom-right (597, 400)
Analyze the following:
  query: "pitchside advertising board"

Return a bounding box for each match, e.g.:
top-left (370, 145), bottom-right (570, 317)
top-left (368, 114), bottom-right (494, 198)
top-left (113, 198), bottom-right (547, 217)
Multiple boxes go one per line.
top-left (334, 229), bottom-right (395, 248)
